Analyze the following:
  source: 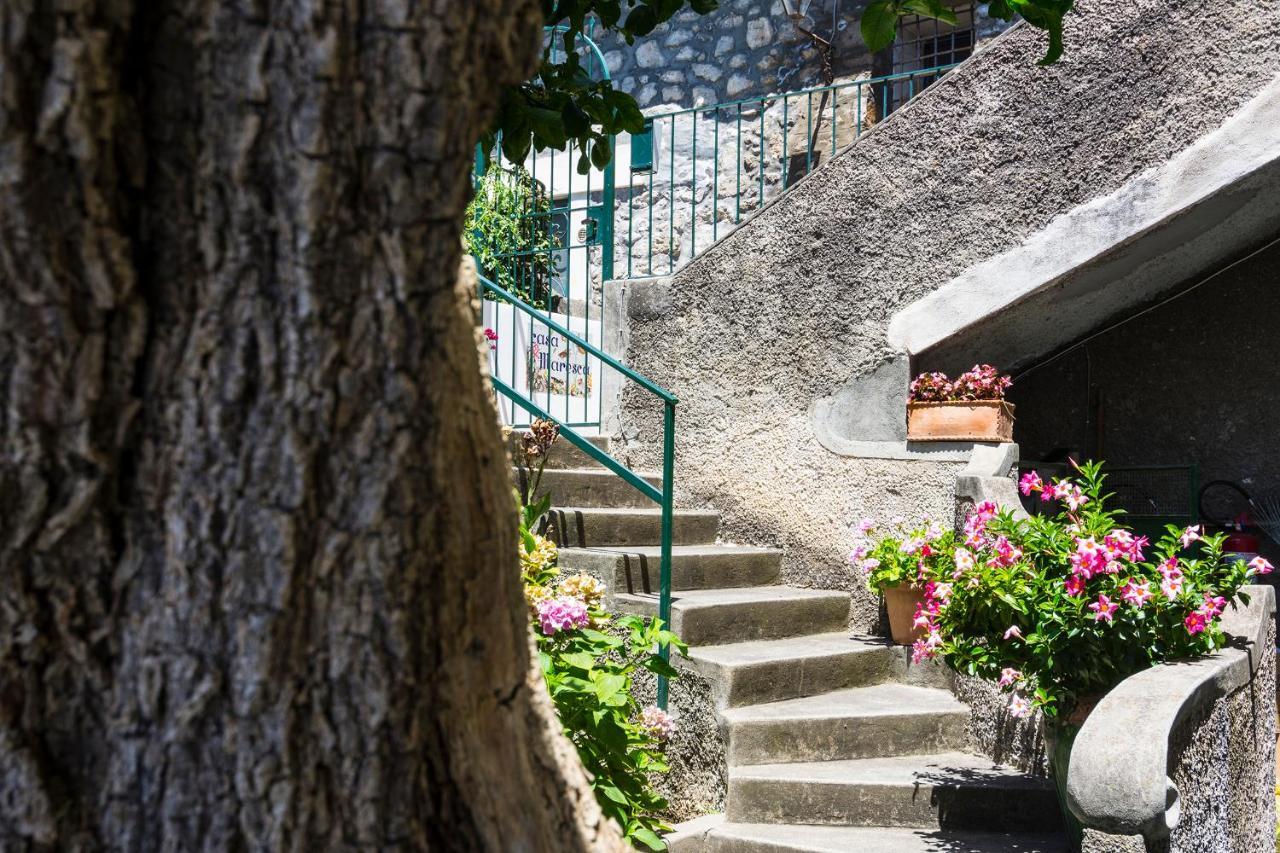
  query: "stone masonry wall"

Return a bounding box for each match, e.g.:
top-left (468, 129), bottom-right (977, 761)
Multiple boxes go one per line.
top-left (612, 0), bottom-right (1280, 634)
top-left (593, 0), bottom-right (1011, 108)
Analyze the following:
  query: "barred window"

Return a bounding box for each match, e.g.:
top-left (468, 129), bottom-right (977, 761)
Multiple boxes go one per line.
top-left (875, 3), bottom-right (976, 115)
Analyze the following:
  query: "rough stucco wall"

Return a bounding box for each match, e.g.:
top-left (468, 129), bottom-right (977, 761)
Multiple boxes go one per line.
top-left (616, 0), bottom-right (1280, 633)
top-left (1080, 621), bottom-right (1276, 853)
top-left (634, 665), bottom-right (726, 822)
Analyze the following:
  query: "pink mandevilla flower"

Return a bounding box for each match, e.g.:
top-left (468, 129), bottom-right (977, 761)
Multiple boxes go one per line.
top-left (1184, 610), bottom-right (1208, 635)
top-left (1019, 471), bottom-right (1043, 496)
top-left (1160, 574), bottom-right (1184, 600)
top-left (1179, 524), bottom-right (1202, 549)
top-left (1064, 573), bottom-right (1086, 597)
top-left (1003, 625), bottom-right (1024, 641)
top-left (1249, 556), bottom-right (1274, 575)
top-left (998, 667), bottom-right (1021, 688)
top-left (1200, 594), bottom-right (1227, 619)
top-left (1088, 594), bottom-right (1118, 623)
top-left (1119, 578), bottom-right (1153, 607)
top-left (1008, 695), bottom-right (1032, 718)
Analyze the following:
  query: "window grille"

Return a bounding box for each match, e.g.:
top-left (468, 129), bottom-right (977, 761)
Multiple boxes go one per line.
top-left (883, 3), bottom-right (976, 114)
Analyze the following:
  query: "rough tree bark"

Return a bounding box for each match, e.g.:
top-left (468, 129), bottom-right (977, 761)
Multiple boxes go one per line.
top-left (0, 1), bottom-right (627, 850)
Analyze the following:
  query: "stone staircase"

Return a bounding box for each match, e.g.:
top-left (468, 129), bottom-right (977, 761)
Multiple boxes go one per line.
top-left (528, 434), bottom-right (1066, 853)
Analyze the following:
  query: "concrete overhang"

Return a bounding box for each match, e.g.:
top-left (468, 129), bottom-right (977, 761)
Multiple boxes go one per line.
top-left (890, 73), bottom-right (1280, 375)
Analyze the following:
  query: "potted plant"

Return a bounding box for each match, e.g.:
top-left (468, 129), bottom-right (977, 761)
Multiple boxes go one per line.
top-left (851, 517), bottom-right (958, 645)
top-left (900, 461), bottom-right (1272, 850)
top-left (906, 364), bottom-right (1015, 442)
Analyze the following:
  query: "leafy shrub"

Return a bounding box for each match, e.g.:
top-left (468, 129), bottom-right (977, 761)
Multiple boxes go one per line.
top-left (851, 516), bottom-right (957, 593)
top-left (466, 164), bottom-right (558, 306)
top-left (515, 420), bottom-right (685, 850)
top-left (854, 461), bottom-right (1273, 718)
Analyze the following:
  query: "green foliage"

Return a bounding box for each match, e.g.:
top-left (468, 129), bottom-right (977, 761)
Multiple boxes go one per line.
top-left (465, 165), bottom-right (556, 306)
top-left (862, 0), bottom-right (1075, 64)
top-left (858, 519), bottom-right (958, 594)
top-left (516, 424), bottom-right (688, 849)
top-left (860, 461), bottom-right (1269, 719)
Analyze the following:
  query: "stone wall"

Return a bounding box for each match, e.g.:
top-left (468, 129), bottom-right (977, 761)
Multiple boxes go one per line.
top-left (610, 0), bottom-right (1280, 633)
top-left (593, 0), bottom-right (1010, 108)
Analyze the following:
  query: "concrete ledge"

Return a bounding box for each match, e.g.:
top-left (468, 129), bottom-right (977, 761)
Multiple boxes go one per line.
top-left (1065, 585), bottom-right (1276, 841)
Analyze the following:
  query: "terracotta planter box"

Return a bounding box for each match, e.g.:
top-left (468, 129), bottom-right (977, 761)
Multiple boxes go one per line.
top-left (882, 583), bottom-right (927, 646)
top-left (906, 400), bottom-right (1015, 443)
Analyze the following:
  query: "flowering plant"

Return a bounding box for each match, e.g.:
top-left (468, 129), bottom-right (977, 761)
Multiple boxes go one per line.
top-left (850, 515), bottom-right (957, 594)
top-left (908, 364), bottom-right (1012, 402)
top-left (519, 470), bottom-right (686, 850)
top-left (910, 461), bottom-right (1271, 719)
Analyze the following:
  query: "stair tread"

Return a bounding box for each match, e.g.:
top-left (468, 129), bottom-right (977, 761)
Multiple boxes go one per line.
top-left (559, 543), bottom-right (781, 558)
top-left (688, 632), bottom-right (891, 667)
top-left (722, 683), bottom-right (966, 723)
top-left (552, 506), bottom-right (718, 518)
top-left (617, 585), bottom-right (848, 609)
top-left (701, 821), bottom-right (1066, 852)
top-left (730, 753), bottom-right (1053, 789)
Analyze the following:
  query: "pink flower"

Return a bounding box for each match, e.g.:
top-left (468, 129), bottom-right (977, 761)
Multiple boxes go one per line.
top-left (1200, 594), bottom-right (1227, 619)
top-left (1064, 574), bottom-right (1086, 597)
top-left (991, 536), bottom-right (1022, 567)
top-left (952, 547), bottom-right (975, 577)
top-left (1003, 625), bottom-right (1024, 641)
top-left (1119, 578), bottom-right (1152, 607)
top-left (1249, 556), bottom-right (1274, 576)
top-left (848, 544), bottom-right (869, 565)
top-left (998, 667), bottom-right (1021, 687)
top-left (536, 596), bottom-right (590, 636)
top-left (1019, 471), bottom-right (1043, 496)
top-left (483, 327), bottom-right (499, 351)
top-left (1088, 594), bottom-right (1118, 623)
top-left (1160, 574), bottom-right (1184, 600)
top-left (856, 517), bottom-right (876, 534)
top-left (1179, 525), bottom-right (1202, 549)
top-left (1184, 610), bottom-right (1208, 635)
top-left (639, 705), bottom-right (676, 740)
top-left (1008, 694), bottom-right (1032, 718)
top-left (911, 637), bottom-right (936, 664)
top-left (1158, 557), bottom-right (1182, 580)
top-left (862, 558), bottom-right (881, 573)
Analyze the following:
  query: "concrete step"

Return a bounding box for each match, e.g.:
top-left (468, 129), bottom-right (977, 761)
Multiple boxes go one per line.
top-left (684, 633), bottom-right (901, 708)
top-left (668, 818), bottom-right (1067, 853)
top-left (614, 586), bottom-right (850, 646)
top-left (508, 432), bottom-right (615, 470)
top-left (557, 544), bottom-right (781, 593)
top-left (720, 683), bottom-right (968, 766)
top-left (544, 506), bottom-right (720, 547)
top-left (727, 753), bottom-right (1061, 831)
top-left (527, 467), bottom-right (663, 509)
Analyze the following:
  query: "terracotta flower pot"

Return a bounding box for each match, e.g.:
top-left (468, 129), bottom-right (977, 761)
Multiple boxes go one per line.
top-left (882, 583), bottom-right (927, 645)
top-left (906, 400), bottom-right (1016, 442)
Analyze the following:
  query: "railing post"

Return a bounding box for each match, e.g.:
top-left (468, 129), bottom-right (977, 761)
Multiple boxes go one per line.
top-left (657, 398), bottom-right (676, 710)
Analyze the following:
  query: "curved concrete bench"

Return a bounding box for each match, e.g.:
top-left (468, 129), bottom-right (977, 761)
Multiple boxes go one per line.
top-left (1065, 584), bottom-right (1275, 842)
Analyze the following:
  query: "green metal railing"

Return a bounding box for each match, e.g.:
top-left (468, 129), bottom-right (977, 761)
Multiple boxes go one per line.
top-left (481, 273), bottom-right (679, 709)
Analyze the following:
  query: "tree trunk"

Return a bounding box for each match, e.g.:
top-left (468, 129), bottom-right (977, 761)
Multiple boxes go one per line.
top-left (0, 1), bottom-right (627, 850)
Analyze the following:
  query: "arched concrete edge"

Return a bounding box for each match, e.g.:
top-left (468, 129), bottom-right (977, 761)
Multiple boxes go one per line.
top-left (1065, 584), bottom-right (1276, 840)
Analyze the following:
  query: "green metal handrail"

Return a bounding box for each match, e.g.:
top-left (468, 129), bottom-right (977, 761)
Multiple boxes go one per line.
top-left (481, 272), bottom-right (679, 708)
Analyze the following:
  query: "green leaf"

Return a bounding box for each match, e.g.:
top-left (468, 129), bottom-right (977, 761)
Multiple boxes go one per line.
top-left (624, 6), bottom-right (659, 37)
top-left (860, 0), bottom-right (900, 53)
top-left (631, 827), bottom-right (667, 851)
top-left (561, 651), bottom-right (596, 671)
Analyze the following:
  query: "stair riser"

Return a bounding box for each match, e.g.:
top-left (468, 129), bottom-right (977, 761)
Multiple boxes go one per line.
top-left (700, 648), bottom-right (901, 707)
top-left (726, 779), bottom-right (1063, 831)
top-left (544, 509), bottom-right (719, 547)
top-left (673, 598), bottom-right (850, 646)
top-left (529, 469), bottom-right (662, 509)
top-left (726, 712), bottom-right (967, 766)
top-left (557, 550), bottom-right (781, 593)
